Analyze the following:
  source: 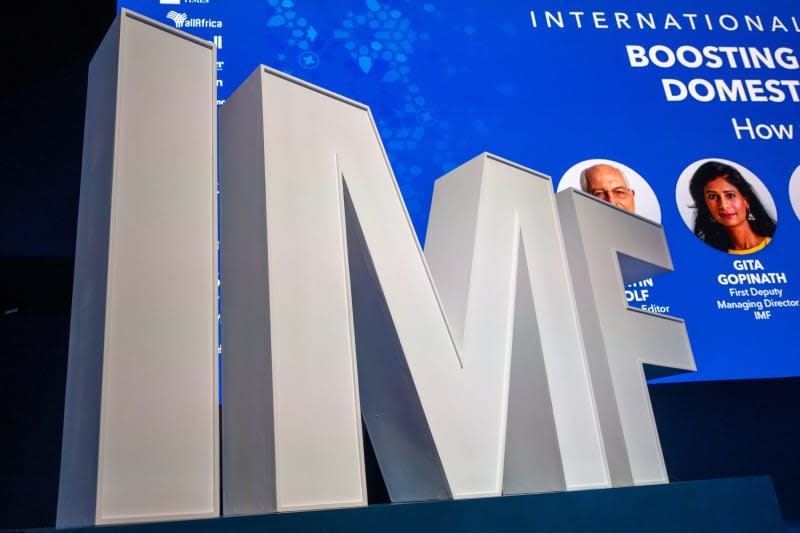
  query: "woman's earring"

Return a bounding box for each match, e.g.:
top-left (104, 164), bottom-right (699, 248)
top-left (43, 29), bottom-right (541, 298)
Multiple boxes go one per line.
top-left (747, 208), bottom-right (756, 222)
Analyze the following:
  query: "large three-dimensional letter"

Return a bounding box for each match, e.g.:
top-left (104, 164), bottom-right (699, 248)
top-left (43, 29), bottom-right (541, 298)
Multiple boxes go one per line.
top-left (557, 189), bottom-right (695, 485)
top-left (219, 67), bottom-right (614, 514)
top-left (61, 11), bottom-right (697, 526)
top-left (58, 10), bottom-right (219, 527)
top-left (424, 154), bottom-right (610, 495)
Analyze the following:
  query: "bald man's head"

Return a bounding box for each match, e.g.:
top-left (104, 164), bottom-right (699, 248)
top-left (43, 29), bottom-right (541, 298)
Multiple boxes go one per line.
top-left (580, 164), bottom-right (636, 213)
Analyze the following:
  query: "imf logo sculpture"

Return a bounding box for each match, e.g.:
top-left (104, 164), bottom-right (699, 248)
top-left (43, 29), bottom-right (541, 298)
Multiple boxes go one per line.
top-left (58, 10), bottom-right (694, 527)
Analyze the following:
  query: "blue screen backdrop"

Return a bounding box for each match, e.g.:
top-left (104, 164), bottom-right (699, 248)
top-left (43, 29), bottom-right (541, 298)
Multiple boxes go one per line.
top-left (119, 0), bottom-right (800, 383)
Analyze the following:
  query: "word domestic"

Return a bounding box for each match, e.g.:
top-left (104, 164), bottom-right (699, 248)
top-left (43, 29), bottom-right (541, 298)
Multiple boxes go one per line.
top-left (529, 11), bottom-right (800, 32)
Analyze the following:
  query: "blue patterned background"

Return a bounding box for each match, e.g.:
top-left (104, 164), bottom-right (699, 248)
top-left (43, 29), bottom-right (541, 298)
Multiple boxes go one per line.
top-left (119, 0), bottom-right (800, 383)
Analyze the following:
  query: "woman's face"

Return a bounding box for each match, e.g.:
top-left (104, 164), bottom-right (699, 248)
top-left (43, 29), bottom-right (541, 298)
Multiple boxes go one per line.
top-left (703, 177), bottom-right (750, 228)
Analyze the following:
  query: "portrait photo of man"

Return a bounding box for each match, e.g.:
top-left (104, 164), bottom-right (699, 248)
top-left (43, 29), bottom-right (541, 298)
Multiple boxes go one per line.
top-left (580, 163), bottom-right (636, 213)
top-left (558, 159), bottom-right (661, 223)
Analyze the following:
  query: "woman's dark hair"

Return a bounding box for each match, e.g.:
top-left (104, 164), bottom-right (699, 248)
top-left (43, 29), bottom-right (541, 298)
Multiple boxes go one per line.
top-left (688, 161), bottom-right (776, 252)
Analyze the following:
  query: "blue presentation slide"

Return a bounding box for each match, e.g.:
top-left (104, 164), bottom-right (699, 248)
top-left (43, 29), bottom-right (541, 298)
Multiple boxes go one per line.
top-left (119, 0), bottom-right (800, 383)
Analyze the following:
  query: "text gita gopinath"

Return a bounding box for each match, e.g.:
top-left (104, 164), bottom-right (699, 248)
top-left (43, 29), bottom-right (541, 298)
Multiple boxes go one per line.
top-left (716, 259), bottom-right (797, 320)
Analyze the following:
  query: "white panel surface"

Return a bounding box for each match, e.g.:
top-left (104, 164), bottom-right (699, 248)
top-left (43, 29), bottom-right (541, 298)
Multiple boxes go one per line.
top-left (425, 155), bottom-right (610, 494)
top-left (219, 69), bottom-right (276, 516)
top-left (221, 68), bottom-right (367, 514)
top-left (557, 188), bottom-right (696, 486)
top-left (58, 10), bottom-right (218, 527)
top-left (220, 67), bottom-right (610, 513)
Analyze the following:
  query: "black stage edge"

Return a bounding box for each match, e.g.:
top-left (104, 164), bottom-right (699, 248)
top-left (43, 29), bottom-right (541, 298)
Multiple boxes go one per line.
top-left (30, 477), bottom-right (783, 533)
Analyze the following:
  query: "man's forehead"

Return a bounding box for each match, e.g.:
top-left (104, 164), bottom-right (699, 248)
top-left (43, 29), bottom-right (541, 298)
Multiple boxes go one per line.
top-left (589, 167), bottom-right (625, 184)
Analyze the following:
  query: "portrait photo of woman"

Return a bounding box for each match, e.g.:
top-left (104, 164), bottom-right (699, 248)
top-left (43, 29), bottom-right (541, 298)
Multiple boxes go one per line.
top-left (679, 160), bottom-right (777, 255)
